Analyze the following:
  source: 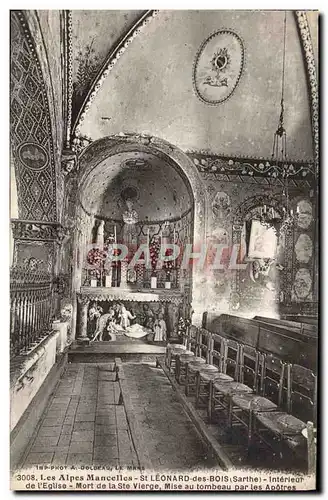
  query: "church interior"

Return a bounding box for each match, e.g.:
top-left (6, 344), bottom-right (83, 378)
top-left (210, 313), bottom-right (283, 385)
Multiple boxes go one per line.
top-left (10, 10), bottom-right (318, 477)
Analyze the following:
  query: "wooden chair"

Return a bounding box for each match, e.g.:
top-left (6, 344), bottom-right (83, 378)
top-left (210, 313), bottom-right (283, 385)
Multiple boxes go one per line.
top-left (208, 338), bottom-right (253, 422)
top-left (253, 363), bottom-right (317, 469)
top-left (184, 329), bottom-right (212, 396)
top-left (229, 352), bottom-right (283, 450)
top-left (282, 364), bottom-right (317, 466)
top-left (165, 343), bottom-right (188, 372)
top-left (195, 334), bottom-right (233, 410)
top-left (304, 421), bottom-right (316, 475)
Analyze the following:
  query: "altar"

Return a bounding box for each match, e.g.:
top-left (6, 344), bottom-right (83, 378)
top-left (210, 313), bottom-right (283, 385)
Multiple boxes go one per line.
top-left (76, 286), bottom-right (187, 344)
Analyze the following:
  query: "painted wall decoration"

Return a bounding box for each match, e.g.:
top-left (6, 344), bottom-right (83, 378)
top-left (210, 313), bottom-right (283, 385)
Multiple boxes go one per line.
top-left (18, 143), bottom-right (49, 171)
top-left (212, 191), bottom-right (231, 219)
top-left (193, 29), bottom-right (245, 105)
top-left (297, 199), bottom-right (313, 229)
top-left (295, 234), bottom-right (313, 263)
top-left (248, 220), bottom-right (277, 260)
top-left (10, 11), bottom-right (57, 221)
top-left (211, 227), bottom-right (229, 245)
top-left (292, 268), bottom-right (312, 301)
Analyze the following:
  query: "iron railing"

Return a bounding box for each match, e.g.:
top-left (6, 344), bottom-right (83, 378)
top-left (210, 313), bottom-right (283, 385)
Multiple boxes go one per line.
top-left (10, 267), bottom-right (53, 357)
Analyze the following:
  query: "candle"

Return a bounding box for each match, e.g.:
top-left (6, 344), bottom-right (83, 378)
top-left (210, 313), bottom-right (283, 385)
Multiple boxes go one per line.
top-left (147, 228), bottom-right (150, 247)
top-left (173, 228), bottom-right (176, 243)
top-left (290, 209), bottom-right (294, 216)
top-left (296, 206), bottom-right (300, 214)
top-left (264, 205), bottom-right (267, 214)
top-left (114, 225), bottom-right (117, 244)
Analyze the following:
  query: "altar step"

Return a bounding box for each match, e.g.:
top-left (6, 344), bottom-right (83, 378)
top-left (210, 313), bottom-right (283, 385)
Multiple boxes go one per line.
top-left (68, 340), bottom-right (166, 364)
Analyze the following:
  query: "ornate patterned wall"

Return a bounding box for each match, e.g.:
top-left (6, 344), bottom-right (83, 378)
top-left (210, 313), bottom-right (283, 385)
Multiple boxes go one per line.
top-left (10, 11), bottom-right (57, 221)
top-left (197, 171), bottom-right (318, 318)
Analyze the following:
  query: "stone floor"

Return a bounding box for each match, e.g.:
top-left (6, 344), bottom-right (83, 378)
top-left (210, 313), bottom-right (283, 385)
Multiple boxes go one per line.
top-left (123, 363), bottom-right (218, 471)
top-left (21, 363), bottom-right (137, 468)
top-left (20, 362), bottom-right (217, 471)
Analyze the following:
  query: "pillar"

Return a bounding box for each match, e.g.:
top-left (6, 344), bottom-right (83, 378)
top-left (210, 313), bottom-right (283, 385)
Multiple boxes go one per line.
top-left (77, 295), bottom-right (90, 345)
top-left (120, 260), bottom-right (128, 288)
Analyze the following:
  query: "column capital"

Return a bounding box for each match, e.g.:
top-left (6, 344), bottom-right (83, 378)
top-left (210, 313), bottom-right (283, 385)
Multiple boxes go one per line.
top-left (77, 294), bottom-right (90, 307)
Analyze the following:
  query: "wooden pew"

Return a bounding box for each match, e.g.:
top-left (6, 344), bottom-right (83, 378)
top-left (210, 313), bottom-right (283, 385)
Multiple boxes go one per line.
top-left (282, 314), bottom-right (318, 326)
top-left (203, 313), bottom-right (317, 372)
top-left (253, 315), bottom-right (317, 337)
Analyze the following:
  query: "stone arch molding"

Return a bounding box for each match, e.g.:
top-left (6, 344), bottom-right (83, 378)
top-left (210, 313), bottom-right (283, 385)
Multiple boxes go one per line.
top-left (77, 134), bottom-right (208, 238)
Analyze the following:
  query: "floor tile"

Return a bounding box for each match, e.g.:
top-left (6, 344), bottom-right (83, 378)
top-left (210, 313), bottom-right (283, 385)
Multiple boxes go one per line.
top-left (66, 453), bottom-right (93, 465)
top-left (75, 413), bottom-right (96, 422)
top-left (71, 430), bottom-right (94, 442)
top-left (24, 452), bottom-right (54, 465)
top-left (69, 441), bottom-right (94, 454)
top-left (37, 426), bottom-right (63, 437)
top-left (42, 417), bottom-right (66, 427)
top-left (95, 434), bottom-right (117, 447)
top-left (73, 421), bottom-right (95, 431)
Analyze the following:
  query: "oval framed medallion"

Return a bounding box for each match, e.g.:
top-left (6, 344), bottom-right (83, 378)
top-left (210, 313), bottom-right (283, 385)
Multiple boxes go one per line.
top-left (18, 142), bottom-right (49, 171)
top-left (193, 29), bottom-right (245, 105)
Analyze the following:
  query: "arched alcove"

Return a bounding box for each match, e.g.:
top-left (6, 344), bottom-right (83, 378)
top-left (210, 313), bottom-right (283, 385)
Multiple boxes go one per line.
top-left (70, 135), bottom-right (208, 339)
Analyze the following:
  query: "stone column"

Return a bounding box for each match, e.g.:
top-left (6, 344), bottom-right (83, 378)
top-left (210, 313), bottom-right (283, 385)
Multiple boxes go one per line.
top-left (120, 260), bottom-right (128, 288)
top-left (77, 295), bottom-right (90, 345)
top-left (105, 266), bottom-right (113, 287)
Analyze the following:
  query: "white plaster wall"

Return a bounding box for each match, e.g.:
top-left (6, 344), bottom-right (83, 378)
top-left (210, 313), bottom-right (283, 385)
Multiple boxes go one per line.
top-left (10, 332), bottom-right (59, 431)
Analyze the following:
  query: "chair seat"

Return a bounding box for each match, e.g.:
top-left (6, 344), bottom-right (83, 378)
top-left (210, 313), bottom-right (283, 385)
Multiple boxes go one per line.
top-left (285, 434), bottom-right (307, 452)
top-left (187, 358), bottom-right (206, 368)
top-left (214, 381), bottom-right (253, 396)
top-left (256, 411), bottom-right (306, 437)
top-left (177, 352), bottom-right (195, 360)
top-left (167, 343), bottom-right (186, 350)
top-left (189, 362), bottom-right (217, 373)
top-left (232, 393), bottom-right (278, 412)
top-left (200, 370), bottom-right (229, 382)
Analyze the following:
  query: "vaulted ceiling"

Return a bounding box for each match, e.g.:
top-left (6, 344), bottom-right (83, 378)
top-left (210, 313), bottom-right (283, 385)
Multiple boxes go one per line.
top-left (69, 10), bottom-right (318, 162)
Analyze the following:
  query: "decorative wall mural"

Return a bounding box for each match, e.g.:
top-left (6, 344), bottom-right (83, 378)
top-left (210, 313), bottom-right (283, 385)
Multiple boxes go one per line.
top-left (295, 234), bottom-right (313, 263)
top-left (211, 227), bottom-right (229, 245)
top-left (18, 143), bottom-right (49, 171)
top-left (297, 199), bottom-right (313, 229)
top-left (292, 268), bottom-right (312, 301)
top-left (212, 191), bottom-right (231, 219)
top-left (193, 29), bottom-right (245, 105)
top-left (10, 11), bottom-right (57, 221)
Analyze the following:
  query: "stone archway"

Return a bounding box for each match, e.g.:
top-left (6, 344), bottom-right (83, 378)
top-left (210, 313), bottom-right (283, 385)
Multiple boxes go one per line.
top-left (70, 134), bottom-right (208, 335)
